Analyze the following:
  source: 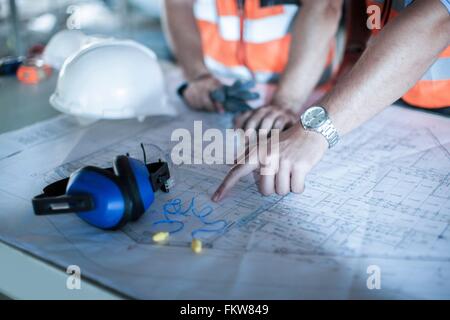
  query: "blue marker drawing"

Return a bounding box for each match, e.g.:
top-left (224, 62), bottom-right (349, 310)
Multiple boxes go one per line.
top-left (152, 197), bottom-right (228, 239)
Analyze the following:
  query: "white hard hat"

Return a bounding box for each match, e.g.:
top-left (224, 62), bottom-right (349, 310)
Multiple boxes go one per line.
top-left (43, 30), bottom-right (112, 70)
top-left (43, 30), bottom-right (87, 69)
top-left (50, 40), bottom-right (176, 122)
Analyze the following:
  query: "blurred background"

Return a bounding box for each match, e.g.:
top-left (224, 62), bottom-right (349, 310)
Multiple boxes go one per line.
top-left (0, 0), bottom-right (170, 59)
top-left (0, 0), bottom-right (175, 133)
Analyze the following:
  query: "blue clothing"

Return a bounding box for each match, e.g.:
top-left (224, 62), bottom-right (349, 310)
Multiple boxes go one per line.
top-left (405, 0), bottom-right (450, 14)
top-left (441, 0), bottom-right (450, 14)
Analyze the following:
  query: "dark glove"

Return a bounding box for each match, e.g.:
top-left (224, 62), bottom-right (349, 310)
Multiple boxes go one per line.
top-left (210, 80), bottom-right (260, 113)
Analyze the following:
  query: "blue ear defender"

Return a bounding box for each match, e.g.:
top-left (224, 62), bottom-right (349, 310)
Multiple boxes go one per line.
top-left (66, 165), bottom-right (133, 230)
top-left (32, 152), bottom-right (172, 230)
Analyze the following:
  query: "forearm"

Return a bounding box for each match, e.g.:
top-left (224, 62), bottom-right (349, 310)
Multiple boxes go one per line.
top-left (274, 0), bottom-right (343, 112)
top-left (165, 0), bottom-right (210, 81)
top-left (322, 0), bottom-right (450, 136)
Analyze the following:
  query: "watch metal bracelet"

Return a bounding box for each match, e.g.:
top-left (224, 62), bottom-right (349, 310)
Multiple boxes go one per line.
top-left (317, 119), bottom-right (340, 149)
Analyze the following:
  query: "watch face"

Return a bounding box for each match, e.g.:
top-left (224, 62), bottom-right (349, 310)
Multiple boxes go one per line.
top-left (302, 106), bottom-right (327, 129)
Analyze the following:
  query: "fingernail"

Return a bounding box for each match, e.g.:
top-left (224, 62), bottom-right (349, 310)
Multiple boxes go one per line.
top-left (212, 191), bottom-right (221, 202)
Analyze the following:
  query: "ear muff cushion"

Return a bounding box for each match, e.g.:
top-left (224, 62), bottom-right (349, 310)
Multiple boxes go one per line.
top-left (114, 156), bottom-right (145, 221)
top-left (66, 166), bottom-right (132, 230)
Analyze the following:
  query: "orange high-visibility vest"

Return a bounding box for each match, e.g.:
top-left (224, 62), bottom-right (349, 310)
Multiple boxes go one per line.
top-left (193, 0), bottom-right (337, 84)
top-left (367, 0), bottom-right (450, 109)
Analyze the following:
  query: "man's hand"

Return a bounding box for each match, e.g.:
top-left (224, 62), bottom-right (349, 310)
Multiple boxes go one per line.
top-left (183, 75), bottom-right (224, 112)
top-left (234, 105), bottom-right (298, 132)
top-left (212, 123), bottom-right (328, 202)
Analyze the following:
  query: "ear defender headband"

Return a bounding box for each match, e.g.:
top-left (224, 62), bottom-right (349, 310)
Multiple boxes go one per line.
top-left (32, 152), bottom-right (172, 230)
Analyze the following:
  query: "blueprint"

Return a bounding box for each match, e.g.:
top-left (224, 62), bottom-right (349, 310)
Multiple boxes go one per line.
top-left (0, 67), bottom-right (449, 299)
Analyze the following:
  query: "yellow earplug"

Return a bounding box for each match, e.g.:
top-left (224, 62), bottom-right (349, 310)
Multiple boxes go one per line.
top-left (191, 239), bottom-right (202, 254)
top-left (152, 232), bottom-right (169, 243)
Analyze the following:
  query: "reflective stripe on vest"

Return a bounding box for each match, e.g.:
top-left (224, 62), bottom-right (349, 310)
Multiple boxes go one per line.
top-left (194, 0), bottom-right (336, 84)
top-left (367, 0), bottom-right (450, 108)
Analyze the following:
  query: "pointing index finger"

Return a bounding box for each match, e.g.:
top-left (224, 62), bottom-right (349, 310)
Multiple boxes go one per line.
top-left (212, 161), bottom-right (259, 202)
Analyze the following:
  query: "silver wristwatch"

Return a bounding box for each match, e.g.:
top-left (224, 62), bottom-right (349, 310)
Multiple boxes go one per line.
top-left (300, 106), bottom-right (340, 149)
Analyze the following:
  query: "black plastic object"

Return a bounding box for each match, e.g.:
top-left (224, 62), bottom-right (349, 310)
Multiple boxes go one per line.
top-left (147, 160), bottom-right (172, 193)
top-left (260, 0), bottom-right (300, 7)
top-left (33, 194), bottom-right (95, 215)
top-left (0, 56), bottom-right (24, 75)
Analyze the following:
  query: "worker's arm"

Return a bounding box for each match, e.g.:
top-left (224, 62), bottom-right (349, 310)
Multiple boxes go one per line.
top-left (165, 0), bottom-right (222, 112)
top-left (213, 0), bottom-right (450, 201)
top-left (235, 0), bottom-right (343, 132)
top-left (323, 0), bottom-right (450, 135)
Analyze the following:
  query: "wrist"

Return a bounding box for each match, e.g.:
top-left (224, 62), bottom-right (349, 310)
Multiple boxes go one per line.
top-left (317, 97), bottom-right (345, 137)
top-left (303, 126), bottom-right (329, 153)
top-left (185, 68), bottom-right (212, 82)
top-left (294, 123), bottom-right (329, 155)
top-left (191, 72), bottom-right (213, 83)
top-left (271, 93), bottom-right (304, 114)
top-left (178, 72), bottom-right (214, 98)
